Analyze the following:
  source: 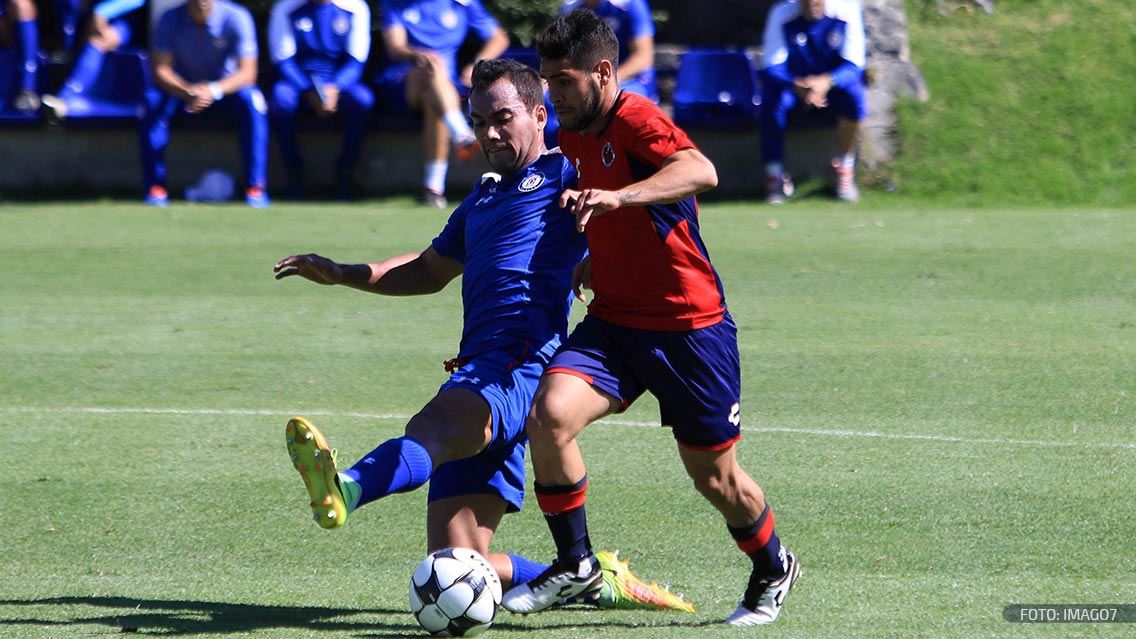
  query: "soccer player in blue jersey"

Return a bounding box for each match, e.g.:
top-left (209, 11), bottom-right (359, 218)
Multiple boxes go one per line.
top-left (139, 0), bottom-right (269, 208)
top-left (559, 0), bottom-right (656, 102)
top-left (759, 0), bottom-right (867, 204)
top-left (501, 9), bottom-right (800, 625)
top-left (273, 58), bottom-right (692, 612)
top-left (0, 0), bottom-right (40, 113)
top-left (268, 0), bottom-right (373, 200)
top-left (41, 0), bottom-right (146, 122)
top-left (377, 0), bottom-right (509, 208)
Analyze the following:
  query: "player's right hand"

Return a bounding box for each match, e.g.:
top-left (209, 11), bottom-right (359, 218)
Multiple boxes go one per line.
top-left (571, 256), bottom-right (592, 302)
top-left (273, 254), bottom-right (343, 285)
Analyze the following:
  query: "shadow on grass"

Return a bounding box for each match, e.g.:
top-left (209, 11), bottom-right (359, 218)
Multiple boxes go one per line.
top-left (0, 595), bottom-right (715, 636)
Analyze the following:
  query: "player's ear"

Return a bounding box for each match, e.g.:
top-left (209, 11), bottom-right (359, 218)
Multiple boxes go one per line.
top-left (595, 59), bottom-right (614, 85)
top-left (533, 102), bottom-right (548, 130)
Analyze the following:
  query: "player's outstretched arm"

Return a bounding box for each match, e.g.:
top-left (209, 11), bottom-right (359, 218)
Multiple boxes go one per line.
top-left (274, 248), bottom-right (462, 296)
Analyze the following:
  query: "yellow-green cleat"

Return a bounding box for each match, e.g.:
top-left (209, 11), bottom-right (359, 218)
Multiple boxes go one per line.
top-left (285, 416), bottom-right (347, 529)
top-left (564, 551), bottom-right (695, 612)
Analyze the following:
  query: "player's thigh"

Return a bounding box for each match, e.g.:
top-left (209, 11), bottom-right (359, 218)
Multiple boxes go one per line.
top-left (529, 371), bottom-right (620, 440)
top-left (426, 493), bottom-right (507, 556)
top-left (406, 387), bottom-right (492, 465)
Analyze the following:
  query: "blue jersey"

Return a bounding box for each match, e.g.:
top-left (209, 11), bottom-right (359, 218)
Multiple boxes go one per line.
top-left (561, 0), bottom-right (655, 88)
top-left (381, 0), bottom-right (500, 80)
top-left (152, 0), bottom-right (258, 84)
top-left (269, 0), bottom-right (371, 88)
top-left (431, 151), bottom-right (588, 359)
top-left (761, 0), bottom-right (865, 89)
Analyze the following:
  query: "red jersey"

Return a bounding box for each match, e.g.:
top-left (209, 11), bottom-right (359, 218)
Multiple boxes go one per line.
top-left (558, 92), bottom-right (726, 331)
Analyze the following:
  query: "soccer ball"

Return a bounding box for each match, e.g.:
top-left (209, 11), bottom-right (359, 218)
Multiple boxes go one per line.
top-left (409, 547), bottom-right (503, 637)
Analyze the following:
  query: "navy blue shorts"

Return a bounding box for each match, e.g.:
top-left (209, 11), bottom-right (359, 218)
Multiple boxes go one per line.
top-left (427, 341), bottom-right (556, 512)
top-left (546, 314), bottom-right (743, 450)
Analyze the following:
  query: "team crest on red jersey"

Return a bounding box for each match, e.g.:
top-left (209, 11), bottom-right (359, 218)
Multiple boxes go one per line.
top-left (601, 141), bottom-right (616, 167)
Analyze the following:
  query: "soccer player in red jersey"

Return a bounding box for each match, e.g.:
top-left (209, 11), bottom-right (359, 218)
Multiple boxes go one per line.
top-left (500, 8), bottom-right (800, 626)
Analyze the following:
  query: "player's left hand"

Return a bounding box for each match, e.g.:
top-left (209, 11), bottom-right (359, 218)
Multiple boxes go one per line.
top-left (273, 253), bottom-right (344, 285)
top-left (561, 188), bottom-right (621, 233)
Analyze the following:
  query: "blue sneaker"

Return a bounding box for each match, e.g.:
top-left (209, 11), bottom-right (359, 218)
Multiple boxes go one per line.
top-left (144, 185), bottom-right (169, 208)
top-left (245, 187), bottom-right (270, 208)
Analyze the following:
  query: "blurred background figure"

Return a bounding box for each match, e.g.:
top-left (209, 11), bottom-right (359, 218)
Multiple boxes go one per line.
top-left (377, 0), bottom-right (508, 208)
top-left (559, 0), bottom-right (656, 102)
top-left (0, 0), bottom-right (41, 113)
top-left (268, 0), bottom-right (373, 200)
top-left (41, 0), bottom-right (146, 122)
top-left (758, 0), bottom-right (867, 204)
top-left (139, 0), bottom-right (269, 207)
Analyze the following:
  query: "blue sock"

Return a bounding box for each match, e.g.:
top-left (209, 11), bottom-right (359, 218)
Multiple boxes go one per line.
top-left (64, 44), bottom-right (106, 96)
top-left (341, 436), bottom-right (433, 508)
top-left (18, 19), bottom-right (38, 92)
top-left (507, 554), bottom-right (549, 589)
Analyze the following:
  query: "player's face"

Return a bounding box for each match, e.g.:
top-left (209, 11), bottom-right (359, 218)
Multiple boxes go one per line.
top-left (469, 78), bottom-right (547, 176)
top-left (800, 0), bottom-right (826, 21)
top-left (541, 57), bottom-right (604, 134)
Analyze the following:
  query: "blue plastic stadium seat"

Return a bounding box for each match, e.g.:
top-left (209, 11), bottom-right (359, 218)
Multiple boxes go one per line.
top-left (672, 48), bottom-right (760, 131)
top-left (499, 47), bottom-right (540, 71)
top-left (61, 49), bottom-right (152, 128)
top-left (0, 50), bottom-right (47, 127)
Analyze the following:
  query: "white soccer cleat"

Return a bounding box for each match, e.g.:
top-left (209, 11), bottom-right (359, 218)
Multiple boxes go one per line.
top-left (725, 549), bottom-right (800, 626)
top-left (501, 556), bottom-right (603, 614)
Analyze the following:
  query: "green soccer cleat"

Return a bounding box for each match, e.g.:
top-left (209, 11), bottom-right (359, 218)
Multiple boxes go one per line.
top-left (560, 551), bottom-right (695, 612)
top-left (285, 416), bottom-right (347, 529)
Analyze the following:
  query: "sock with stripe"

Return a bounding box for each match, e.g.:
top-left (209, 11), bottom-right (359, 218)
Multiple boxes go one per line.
top-left (728, 505), bottom-right (787, 578)
top-left (535, 477), bottom-right (594, 566)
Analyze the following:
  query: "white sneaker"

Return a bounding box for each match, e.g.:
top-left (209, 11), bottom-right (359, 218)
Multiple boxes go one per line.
top-left (724, 549), bottom-right (800, 626)
top-left (501, 556), bottom-right (603, 614)
top-left (765, 173), bottom-right (795, 205)
top-left (833, 162), bottom-right (860, 203)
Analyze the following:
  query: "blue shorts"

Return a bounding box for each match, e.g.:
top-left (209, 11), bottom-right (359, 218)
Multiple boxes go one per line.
top-left (546, 314), bottom-right (742, 450)
top-left (427, 340), bottom-right (556, 512)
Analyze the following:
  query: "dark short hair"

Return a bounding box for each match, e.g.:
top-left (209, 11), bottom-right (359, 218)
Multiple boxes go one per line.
top-left (537, 8), bottom-right (619, 73)
top-left (470, 58), bottom-right (545, 111)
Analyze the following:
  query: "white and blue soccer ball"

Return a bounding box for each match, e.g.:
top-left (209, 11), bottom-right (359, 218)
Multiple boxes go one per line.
top-left (409, 547), bottom-right (503, 637)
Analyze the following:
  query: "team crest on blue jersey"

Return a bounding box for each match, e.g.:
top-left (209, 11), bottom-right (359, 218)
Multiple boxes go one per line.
top-left (827, 30), bottom-right (843, 49)
top-left (296, 17), bottom-right (313, 32)
top-left (795, 32), bottom-right (808, 46)
top-left (601, 141), bottom-right (616, 168)
top-left (403, 7), bottom-right (421, 23)
top-left (441, 9), bottom-right (459, 29)
top-left (333, 16), bottom-right (349, 35)
top-left (519, 172), bottom-right (545, 192)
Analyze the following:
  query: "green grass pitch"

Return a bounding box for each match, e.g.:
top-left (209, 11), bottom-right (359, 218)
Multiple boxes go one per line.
top-left (2, 199), bottom-right (1134, 638)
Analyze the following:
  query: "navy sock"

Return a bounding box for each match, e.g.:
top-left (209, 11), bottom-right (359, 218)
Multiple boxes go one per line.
top-left (341, 436), bottom-right (433, 508)
top-left (535, 477), bottom-right (593, 566)
top-left (728, 505), bottom-right (787, 578)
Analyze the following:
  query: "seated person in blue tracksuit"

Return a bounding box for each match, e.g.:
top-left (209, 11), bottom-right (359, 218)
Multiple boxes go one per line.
top-left (268, 0), bottom-right (374, 200)
top-left (759, 0), bottom-right (867, 204)
top-left (139, 0), bottom-right (269, 208)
